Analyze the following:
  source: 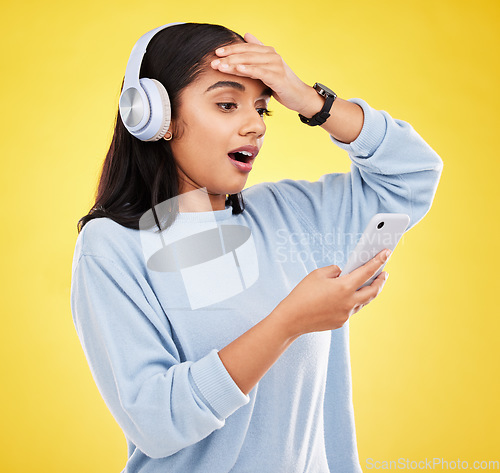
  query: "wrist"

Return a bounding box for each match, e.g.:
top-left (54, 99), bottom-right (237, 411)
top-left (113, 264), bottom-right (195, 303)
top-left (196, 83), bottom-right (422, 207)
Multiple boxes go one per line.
top-left (296, 85), bottom-right (325, 117)
top-left (268, 304), bottom-right (302, 343)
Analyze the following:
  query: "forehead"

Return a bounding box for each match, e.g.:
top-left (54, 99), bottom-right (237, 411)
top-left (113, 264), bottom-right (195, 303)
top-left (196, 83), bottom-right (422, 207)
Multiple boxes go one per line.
top-left (192, 63), bottom-right (272, 98)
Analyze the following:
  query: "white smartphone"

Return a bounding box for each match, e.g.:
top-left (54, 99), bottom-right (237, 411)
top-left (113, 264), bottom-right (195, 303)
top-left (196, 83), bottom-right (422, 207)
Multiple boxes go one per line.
top-left (339, 213), bottom-right (410, 289)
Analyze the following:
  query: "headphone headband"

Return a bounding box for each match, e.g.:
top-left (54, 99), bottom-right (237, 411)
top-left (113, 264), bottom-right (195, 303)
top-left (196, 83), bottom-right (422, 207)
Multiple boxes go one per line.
top-left (122, 22), bottom-right (184, 90)
top-left (119, 22), bottom-right (185, 141)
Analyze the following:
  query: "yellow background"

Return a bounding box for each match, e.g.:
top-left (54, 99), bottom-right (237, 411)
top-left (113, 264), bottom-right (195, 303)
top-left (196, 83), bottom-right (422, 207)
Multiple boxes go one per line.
top-left (1, 0), bottom-right (498, 471)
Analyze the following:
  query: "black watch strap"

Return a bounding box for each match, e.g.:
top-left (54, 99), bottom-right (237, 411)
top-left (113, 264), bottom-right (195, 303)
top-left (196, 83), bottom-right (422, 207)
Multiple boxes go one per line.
top-left (298, 83), bottom-right (337, 126)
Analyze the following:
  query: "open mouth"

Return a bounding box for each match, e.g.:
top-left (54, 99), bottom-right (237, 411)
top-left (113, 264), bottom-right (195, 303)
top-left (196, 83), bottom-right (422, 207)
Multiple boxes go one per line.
top-left (228, 151), bottom-right (254, 163)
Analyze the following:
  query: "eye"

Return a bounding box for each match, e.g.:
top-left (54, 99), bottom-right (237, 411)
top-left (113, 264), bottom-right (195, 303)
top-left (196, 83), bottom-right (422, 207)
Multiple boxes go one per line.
top-left (257, 108), bottom-right (272, 118)
top-left (217, 102), bottom-right (237, 112)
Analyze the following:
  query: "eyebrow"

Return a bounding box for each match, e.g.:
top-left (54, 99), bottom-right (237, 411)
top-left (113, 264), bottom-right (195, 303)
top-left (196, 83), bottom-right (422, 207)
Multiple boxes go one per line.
top-left (204, 80), bottom-right (272, 98)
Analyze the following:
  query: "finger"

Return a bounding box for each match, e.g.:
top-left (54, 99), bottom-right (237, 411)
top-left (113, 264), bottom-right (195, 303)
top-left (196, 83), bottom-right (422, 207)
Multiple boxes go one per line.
top-left (349, 302), bottom-right (365, 317)
top-left (321, 264), bottom-right (342, 279)
top-left (346, 249), bottom-right (391, 290)
top-left (211, 63), bottom-right (280, 85)
top-left (211, 52), bottom-right (276, 70)
top-left (353, 271), bottom-right (388, 303)
top-left (244, 32), bottom-right (264, 45)
top-left (215, 43), bottom-right (275, 57)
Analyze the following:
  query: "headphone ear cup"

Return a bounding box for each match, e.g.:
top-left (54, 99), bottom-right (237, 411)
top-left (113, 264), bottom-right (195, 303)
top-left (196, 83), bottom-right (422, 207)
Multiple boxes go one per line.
top-left (139, 78), bottom-right (172, 142)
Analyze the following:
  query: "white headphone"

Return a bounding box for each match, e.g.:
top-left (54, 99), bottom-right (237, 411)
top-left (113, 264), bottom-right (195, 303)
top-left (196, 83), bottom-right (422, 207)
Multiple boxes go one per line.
top-left (119, 23), bottom-right (185, 141)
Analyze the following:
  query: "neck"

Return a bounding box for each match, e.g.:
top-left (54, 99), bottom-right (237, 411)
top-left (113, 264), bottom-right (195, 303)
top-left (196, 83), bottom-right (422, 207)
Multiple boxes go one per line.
top-left (176, 188), bottom-right (227, 213)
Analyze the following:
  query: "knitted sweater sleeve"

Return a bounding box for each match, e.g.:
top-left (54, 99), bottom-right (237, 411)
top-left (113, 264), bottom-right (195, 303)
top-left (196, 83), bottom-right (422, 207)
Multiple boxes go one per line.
top-left (270, 97), bottom-right (443, 250)
top-left (70, 249), bottom-right (249, 459)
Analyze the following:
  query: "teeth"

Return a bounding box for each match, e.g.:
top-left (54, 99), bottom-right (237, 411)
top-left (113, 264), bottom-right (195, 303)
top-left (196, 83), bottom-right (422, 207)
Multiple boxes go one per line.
top-left (238, 150), bottom-right (252, 156)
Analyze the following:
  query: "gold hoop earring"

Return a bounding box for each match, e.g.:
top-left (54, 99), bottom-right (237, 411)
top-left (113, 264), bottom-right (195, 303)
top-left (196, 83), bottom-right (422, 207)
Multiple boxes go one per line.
top-left (163, 131), bottom-right (173, 141)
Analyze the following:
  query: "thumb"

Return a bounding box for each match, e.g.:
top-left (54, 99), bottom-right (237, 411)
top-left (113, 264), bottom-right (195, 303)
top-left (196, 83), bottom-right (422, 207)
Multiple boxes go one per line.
top-left (323, 264), bottom-right (342, 278)
top-left (244, 32), bottom-right (264, 45)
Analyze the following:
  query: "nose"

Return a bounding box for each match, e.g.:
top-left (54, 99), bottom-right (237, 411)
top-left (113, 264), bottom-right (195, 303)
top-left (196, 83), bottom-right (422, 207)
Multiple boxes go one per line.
top-left (239, 108), bottom-right (266, 139)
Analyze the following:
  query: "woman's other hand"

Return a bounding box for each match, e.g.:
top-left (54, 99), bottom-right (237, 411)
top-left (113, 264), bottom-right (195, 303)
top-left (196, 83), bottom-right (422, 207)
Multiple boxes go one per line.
top-left (210, 33), bottom-right (320, 116)
top-left (270, 249), bottom-right (391, 339)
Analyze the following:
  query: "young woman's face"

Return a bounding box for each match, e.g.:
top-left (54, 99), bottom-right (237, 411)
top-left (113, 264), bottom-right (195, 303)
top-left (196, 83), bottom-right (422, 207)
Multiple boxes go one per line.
top-left (169, 61), bottom-right (272, 211)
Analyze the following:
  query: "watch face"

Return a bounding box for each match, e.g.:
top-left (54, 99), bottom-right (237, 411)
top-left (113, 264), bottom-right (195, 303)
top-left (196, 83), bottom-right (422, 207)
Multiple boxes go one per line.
top-left (314, 82), bottom-right (336, 98)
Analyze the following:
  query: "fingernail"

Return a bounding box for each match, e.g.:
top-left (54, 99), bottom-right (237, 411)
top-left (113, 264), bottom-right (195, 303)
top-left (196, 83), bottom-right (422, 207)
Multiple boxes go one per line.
top-left (384, 272), bottom-right (389, 280)
top-left (383, 249), bottom-right (391, 260)
top-left (211, 59), bottom-right (220, 67)
top-left (220, 63), bottom-right (229, 69)
top-left (216, 48), bottom-right (224, 54)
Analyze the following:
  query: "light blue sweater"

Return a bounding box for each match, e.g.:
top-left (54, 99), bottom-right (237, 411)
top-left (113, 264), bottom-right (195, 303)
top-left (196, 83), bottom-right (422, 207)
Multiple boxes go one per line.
top-left (70, 97), bottom-right (443, 473)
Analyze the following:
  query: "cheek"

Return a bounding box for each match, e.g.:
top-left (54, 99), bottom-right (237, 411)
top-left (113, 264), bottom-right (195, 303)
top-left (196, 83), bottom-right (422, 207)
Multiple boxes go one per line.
top-left (179, 119), bottom-right (230, 160)
top-left (171, 132), bottom-right (219, 172)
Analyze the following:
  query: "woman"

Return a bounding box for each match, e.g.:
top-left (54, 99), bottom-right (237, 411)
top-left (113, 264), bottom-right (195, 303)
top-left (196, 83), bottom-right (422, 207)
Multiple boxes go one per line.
top-left (71, 22), bottom-right (443, 473)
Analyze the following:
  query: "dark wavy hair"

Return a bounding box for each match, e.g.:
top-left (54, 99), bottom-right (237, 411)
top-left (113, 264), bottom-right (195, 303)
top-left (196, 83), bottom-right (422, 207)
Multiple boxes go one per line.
top-left (76, 23), bottom-right (246, 234)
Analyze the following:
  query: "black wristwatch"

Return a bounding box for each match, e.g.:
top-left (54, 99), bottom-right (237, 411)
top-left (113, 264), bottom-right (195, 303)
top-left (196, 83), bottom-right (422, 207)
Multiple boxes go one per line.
top-left (298, 83), bottom-right (337, 126)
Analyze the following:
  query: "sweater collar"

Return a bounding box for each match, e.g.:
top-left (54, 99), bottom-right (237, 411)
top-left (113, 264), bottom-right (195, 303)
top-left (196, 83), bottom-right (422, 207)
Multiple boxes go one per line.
top-left (173, 204), bottom-right (233, 223)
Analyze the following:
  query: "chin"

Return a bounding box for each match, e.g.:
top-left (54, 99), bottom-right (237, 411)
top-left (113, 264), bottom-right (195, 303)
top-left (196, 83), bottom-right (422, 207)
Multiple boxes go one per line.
top-left (225, 183), bottom-right (247, 195)
top-left (217, 178), bottom-right (247, 196)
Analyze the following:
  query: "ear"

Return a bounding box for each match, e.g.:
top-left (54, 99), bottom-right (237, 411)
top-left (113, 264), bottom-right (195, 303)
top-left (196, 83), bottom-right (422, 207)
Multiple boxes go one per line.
top-left (166, 118), bottom-right (183, 141)
top-left (244, 32), bottom-right (264, 45)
